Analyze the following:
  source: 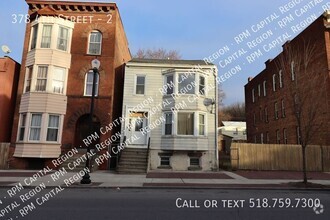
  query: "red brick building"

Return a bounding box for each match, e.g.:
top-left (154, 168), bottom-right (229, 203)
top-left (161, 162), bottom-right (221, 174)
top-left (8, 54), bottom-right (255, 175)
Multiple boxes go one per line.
top-left (245, 12), bottom-right (330, 146)
top-left (10, 0), bottom-right (131, 169)
top-left (0, 56), bottom-right (20, 142)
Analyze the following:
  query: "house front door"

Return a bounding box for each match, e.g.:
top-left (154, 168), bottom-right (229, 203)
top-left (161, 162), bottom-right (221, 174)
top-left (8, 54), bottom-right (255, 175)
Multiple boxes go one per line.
top-left (127, 112), bottom-right (148, 147)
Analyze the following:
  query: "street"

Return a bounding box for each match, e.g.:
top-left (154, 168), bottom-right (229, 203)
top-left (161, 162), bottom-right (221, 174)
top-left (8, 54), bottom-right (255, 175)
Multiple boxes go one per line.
top-left (0, 188), bottom-right (329, 220)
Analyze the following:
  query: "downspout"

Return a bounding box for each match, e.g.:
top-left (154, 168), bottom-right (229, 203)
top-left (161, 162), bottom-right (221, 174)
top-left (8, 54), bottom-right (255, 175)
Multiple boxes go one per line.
top-left (213, 66), bottom-right (219, 171)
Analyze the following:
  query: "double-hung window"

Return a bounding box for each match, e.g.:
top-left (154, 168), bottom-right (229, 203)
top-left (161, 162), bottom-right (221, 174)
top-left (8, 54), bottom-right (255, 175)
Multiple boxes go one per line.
top-left (41, 25), bottom-right (52, 48)
top-left (85, 71), bottom-right (99, 96)
top-left (178, 113), bottom-right (194, 135)
top-left (25, 66), bottom-right (33, 92)
top-left (47, 115), bottom-right (60, 142)
top-left (29, 114), bottom-right (42, 141)
top-left (135, 76), bottom-right (145, 95)
top-left (57, 26), bottom-right (69, 51)
top-left (164, 113), bottom-right (173, 135)
top-left (53, 67), bottom-right (65, 94)
top-left (18, 114), bottom-right (27, 141)
top-left (199, 114), bottom-right (205, 135)
top-left (30, 25), bottom-right (38, 50)
top-left (88, 31), bottom-right (102, 55)
top-left (35, 66), bottom-right (48, 92)
top-left (199, 76), bottom-right (205, 95)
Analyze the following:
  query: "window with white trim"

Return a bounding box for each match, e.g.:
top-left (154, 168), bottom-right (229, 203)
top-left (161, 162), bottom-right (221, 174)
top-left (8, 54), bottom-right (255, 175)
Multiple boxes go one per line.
top-left (84, 71), bottom-right (99, 96)
top-left (252, 89), bottom-right (255, 103)
top-left (57, 26), bottom-right (69, 51)
top-left (264, 107), bottom-right (269, 123)
top-left (291, 61), bottom-right (295, 81)
top-left (88, 31), bottom-right (102, 55)
top-left (18, 114), bottom-right (27, 141)
top-left (199, 114), bottom-right (205, 135)
top-left (178, 73), bottom-right (195, 94)
top-left (53, 67), bottom-right (65, 94)
top-left (165, 74), bottom-right (174, 95)
top-left (263, 80), bottom-right (267, 96)
top-left (47, 115), bottom-right (60, 142)
top-left (164, 113), bottom-right (173, 135)
top-left (276, 129), bottom-right (280, 144)
top-left (29, 114), bottom-right (42, 141)
top-left (35, 66), bottom-right (48, 92)
top-left (25, 66), bottom-right (33, 93)
top-left (30, 24), bottom-right (38, 50)
top-left (283, 128), bottom-right (287, 144)
top-left (258, 84), bottom-right (261, 97)
top-left (272, 74), bottom-right (276, 91)
top-left (41, 25), bottom-right (52, 48)
top-left (135, 76), bottom-right (145, 95)
top-left (279, 70), bottom-right (283, 88)
top-left (178, 113), bottom-right (194, 135)
top-left (199, 75), bottom-right (205, 95)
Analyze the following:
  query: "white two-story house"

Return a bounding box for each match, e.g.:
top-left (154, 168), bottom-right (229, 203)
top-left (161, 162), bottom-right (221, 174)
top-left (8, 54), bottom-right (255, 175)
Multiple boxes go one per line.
top-left (119, 59), bottom-right (218, 172)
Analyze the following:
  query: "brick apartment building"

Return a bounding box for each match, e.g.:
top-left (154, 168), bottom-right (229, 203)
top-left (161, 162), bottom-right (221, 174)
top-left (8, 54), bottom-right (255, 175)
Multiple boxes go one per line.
top-left (0, 56), bottom-right (20, 142)
top-left (245, 11), bottom-right (330, 146)
top-left (9, 0), bottom-right (131, 169)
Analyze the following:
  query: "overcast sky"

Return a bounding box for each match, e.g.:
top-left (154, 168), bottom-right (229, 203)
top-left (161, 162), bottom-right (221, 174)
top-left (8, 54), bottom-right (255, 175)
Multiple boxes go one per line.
top-left (0, 0), bottom-right (327, 105)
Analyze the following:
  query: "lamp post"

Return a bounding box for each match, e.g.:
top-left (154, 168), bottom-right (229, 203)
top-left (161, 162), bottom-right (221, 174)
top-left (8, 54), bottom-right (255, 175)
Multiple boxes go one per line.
top-left (80, 58), bottom-right (100, 184)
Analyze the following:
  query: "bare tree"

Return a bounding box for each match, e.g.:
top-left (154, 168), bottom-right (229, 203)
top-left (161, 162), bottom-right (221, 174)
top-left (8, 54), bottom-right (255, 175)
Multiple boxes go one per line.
top-left (134, 48), bottom-right (182, 60)
top-left (219, 102), bottom-right (246, 122)
top-left (276, 40), bottom-right (326, 185)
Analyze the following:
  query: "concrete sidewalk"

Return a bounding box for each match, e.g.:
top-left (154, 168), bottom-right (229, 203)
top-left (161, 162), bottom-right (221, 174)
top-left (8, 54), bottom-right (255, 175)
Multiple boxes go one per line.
top-left (0, 170), bottom-right (330, 189)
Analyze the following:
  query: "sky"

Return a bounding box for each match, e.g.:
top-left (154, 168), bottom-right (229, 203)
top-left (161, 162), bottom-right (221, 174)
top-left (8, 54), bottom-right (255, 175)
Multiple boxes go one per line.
top-left (0, 0), bottom-right (328, 105)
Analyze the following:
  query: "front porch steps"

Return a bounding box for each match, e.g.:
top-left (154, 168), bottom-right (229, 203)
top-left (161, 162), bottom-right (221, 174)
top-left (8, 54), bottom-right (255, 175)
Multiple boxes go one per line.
top-left (117, 148), bottom-right (148, 174)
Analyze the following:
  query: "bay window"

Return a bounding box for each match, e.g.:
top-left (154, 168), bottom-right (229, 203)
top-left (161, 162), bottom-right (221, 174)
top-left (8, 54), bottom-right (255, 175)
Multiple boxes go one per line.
top-left (30, 24), bottom-right (38, 50)
top-left (53, 67), bottom-right (65, 94)
top-left (41, 25), bottom-right (52, 48)
top-left (29, 114), bottom-right (42, 141)
top-left (199, 76), bottom-right (205, 95)
top-left (165, 75), bottom-right (174, 95)
top-left (178, 73), bottom-right (195, 94)
top-left (35, 66), bottom-right (48, 91)
top-left (57, 26), bottom-right (69, 51)
top-left (178, 113), bottom-right (194, 135)
top-left (47, 115), bottom-right (60, 141)
top-left (25, 66), bottom-right (33, 92)
top-left (18, 114), bottom-right (27, 141)
top-left (164, 113), bottom-right (173, 135)
top-left (199, 114), bottom-right (205, 135)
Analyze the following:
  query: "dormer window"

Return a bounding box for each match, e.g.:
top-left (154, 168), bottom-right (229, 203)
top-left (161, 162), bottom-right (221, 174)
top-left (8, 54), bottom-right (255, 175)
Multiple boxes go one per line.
top-left (88, 31), bottom-right (102, 55)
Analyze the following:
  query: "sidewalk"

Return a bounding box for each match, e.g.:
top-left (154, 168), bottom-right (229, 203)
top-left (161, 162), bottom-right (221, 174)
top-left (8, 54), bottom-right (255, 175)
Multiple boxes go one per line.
top-left (0, 170), bottom-right (329, 189)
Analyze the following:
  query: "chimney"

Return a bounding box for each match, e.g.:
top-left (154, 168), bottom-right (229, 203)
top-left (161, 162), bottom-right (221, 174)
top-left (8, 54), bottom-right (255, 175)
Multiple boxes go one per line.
top-left (248, 77), bottom-right (253, 82)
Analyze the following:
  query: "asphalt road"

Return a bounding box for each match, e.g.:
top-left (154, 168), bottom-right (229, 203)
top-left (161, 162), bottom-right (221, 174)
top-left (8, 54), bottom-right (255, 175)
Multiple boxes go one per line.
top-left (0, 188), bottom-right (329, 220)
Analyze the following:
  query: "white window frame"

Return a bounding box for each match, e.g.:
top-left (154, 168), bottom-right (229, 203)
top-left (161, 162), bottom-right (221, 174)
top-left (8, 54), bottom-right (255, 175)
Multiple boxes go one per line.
top-left (198, 113), bottom-right (206, 136)
top-left (57, 26), bottom-right (69, 51)
top-left (272, 74), bottom-right (276, 91)
top-left (199, 75), bottom-right (206, 96)
top-left (28, 113), bottom-right (43, 141)
top-left (135, 75), bottom-right (146, 95)
top-left (178, 73), bottom-right (195, 95)
top-left (177, 112), bottom-right (195, 136)
top-left (283, 128), bottom-right (287, 144)
top-left (40, 24), bottom-right (53, 48)
top-left (164, 74), bottom-right (174, 95)
top-left (164, 112), bottom-right (173, 135)
top-left (84, 70), bottom-right (99, 97)
top-left (52, 66), bottom-right (66, 94)
top-left (279, 70), bottom-right (283, 88)
top-left (18, 114), bottom-right (27, 141)
top-left (291, 61), bottom-right (295, 81)
top-left (30, 24), bottom-right (38, 50)
top-left (87, 30), bottom-right (102, 55)
top-left (25, 66), bottom-right (33, 93)
top-left (263, 80), bottom-right (267, 96)
top-left (35, 66), bottom-right (48, 92)
top-left (276, 129), bottom-right (280, 144)
top-left (46, 114), bottom-right (60, 142)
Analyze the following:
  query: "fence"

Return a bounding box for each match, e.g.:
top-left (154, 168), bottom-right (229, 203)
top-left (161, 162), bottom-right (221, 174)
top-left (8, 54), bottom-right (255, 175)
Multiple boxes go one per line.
top-left (0, 143), bottom-right (10, 169)
top-left (231, 143), bottom-right (330, 172)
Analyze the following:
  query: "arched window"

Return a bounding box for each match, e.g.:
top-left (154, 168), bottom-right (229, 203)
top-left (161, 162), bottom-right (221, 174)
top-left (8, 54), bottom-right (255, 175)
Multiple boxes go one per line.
top-left (84, 71), bottom-right (99, 96)
top-left (88, 30), bottom-right (102, 55)
top-left (272, 74), bottom-right (276, 91)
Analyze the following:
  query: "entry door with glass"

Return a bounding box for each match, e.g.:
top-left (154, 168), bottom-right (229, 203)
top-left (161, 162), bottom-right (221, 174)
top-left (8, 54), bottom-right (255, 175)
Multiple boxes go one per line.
top-left (127, 112), bottom-right (148, 146)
